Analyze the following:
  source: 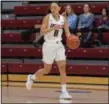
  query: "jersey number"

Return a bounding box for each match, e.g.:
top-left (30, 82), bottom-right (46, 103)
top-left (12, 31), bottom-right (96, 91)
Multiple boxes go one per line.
top-left (50, 24), bottom-right (59, 37)
top-left (54, 30), bottom-right (59, 37)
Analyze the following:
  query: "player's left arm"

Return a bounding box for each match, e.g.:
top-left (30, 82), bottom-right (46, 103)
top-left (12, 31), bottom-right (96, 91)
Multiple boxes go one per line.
top-left (63, 17), bottom-right (71, 38)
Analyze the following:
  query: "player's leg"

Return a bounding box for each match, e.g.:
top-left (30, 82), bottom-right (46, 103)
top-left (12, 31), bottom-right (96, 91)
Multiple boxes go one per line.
top-left (26, 42), bottom-right (55, 90)
top-left (55, 43), bottom-right (72, 99)
top-left (32, 63), bottom-right (52, 79)
top-left (56, 60), bottom-right (72, 99)
top-left (56, 60), bottom-right (67, 92)
top-left (26, 63), bottom-right (52, 90)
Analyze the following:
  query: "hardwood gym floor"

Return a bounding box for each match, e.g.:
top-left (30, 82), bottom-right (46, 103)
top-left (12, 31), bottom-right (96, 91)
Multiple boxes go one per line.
top-left (2, 85), bottom-right (108, 103)
top-left (1, 74), bottom-right (108, 103)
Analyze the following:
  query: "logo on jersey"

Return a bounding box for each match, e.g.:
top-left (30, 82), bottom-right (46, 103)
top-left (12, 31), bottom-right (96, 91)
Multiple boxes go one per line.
top-left (50, 24), bottom-right (64, 29)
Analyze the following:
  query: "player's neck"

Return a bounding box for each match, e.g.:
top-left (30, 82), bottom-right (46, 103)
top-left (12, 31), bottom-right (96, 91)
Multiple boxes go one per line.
top-left (52, 14), bottom-right (60, 21)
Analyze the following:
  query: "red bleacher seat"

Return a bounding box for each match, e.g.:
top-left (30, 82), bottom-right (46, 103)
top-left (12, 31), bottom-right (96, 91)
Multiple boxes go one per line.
top-left (14, 3), bottom-right (108, 15)
top-left (14, 5), bottom-right (49, 15)
top-left (1, 33), bottom-right (109, 44)
top-left (103, 33), bottom-right (109, 44)
top-left (67, 64), bottom-right (108, 76)
top-left (1, 33), bottom-right (36, 42)
top-left (7, 63), bottom-right (108, 76)
top-left (93, 33), bottom-right (109, 44)
top-left (89, 3), bottom-right (109, 14)
top-left (66, 48), bottom-right (108, 59)
top-left (1, 33), bottom-right (24, 42)
top-left (1, 19), bottom-right (42, 28)
top-left (70, 3), bottom-right (109, 14)
top-left (1, 63), bottom-right (7, 73)
top-left (1, 47), bottom-right (108, 59)
top-left (1, 47), bottom-right (42, 57)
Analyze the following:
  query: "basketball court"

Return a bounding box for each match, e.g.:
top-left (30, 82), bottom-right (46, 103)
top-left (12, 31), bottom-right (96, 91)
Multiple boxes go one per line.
top-left (2, 82), bottom-right (108, 103)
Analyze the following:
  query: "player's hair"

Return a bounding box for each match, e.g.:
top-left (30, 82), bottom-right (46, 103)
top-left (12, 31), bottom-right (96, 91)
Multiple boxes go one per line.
top-left (50, 1), bottom-right (60, 7)
top-left (46, 1), bottom-right (60, 14)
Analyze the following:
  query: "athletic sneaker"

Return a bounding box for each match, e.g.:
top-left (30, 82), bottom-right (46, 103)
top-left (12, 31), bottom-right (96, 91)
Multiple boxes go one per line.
top-left (26, 74), bottom-right (34, 90)
top-left (59, 91), bottom-right (72, 99)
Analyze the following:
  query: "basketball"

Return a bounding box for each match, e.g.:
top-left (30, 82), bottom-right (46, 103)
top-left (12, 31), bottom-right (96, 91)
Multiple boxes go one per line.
top-left (66, 35), bottom-right (80, 49)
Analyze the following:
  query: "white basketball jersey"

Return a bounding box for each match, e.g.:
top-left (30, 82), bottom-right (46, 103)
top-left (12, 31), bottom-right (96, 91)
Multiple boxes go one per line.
top-left (44, 13), bottom-right (64, 42)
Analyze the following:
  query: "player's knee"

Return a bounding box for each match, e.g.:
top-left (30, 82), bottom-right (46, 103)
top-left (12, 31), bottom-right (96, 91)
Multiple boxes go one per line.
top-left (44, 66), bottom-right (51, 74)
top-left (44, 69), bottom-right (50, 74)
top-left (58, 64), bottom-right (66, 71)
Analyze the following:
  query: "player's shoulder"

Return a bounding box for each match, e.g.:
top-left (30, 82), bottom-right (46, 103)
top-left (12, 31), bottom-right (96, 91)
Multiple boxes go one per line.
top-left (44, 13), bottom-right (51, 19)
top-left (60, 14), bottom-right (64, 18)
top-left (60, 14), bottom-right (65, 20)
top-left (61, 15), bottom-right (66, 21)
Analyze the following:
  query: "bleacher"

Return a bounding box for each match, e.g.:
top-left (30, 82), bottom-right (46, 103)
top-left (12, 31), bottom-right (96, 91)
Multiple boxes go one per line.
top-left (1, 1), bottom-right (109, 85)
top-left (14, 3), bottom-right (108, 15)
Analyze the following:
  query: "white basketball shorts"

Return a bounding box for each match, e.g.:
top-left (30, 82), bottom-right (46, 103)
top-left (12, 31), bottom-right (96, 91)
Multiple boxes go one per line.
top-left (42, 41), bottom-right (66, 64)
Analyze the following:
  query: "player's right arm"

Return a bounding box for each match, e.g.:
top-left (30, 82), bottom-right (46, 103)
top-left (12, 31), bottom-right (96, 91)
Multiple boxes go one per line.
top-left (40, 14), bottom-right (60, 36)
top-left (40, 14), bottom-right (54, 36)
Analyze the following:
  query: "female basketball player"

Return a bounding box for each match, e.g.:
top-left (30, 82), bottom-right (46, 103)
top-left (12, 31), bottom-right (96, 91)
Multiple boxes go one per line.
top-left (26, 2), bottom-right (72, 99)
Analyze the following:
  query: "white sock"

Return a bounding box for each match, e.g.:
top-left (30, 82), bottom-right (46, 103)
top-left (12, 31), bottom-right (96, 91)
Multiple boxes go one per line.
top-left (31, 74), bottom-right (37, 80)
top-left (61, 84), bottom-right (67, 93)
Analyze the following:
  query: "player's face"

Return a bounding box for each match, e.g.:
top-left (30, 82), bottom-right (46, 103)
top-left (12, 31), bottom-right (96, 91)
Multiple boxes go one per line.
top-left (50, 3), bottom-right (60, 15)
top-left (66, 5), bottom-right (72, 14)
top-left (83, 4), bottom-right (90, 13)
top-left (102, 8), bottom-right (107, 16)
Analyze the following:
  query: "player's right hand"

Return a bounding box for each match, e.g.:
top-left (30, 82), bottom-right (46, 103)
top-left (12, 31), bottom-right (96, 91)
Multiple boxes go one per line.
top-left (52, 25), bottom-right (62, 30)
